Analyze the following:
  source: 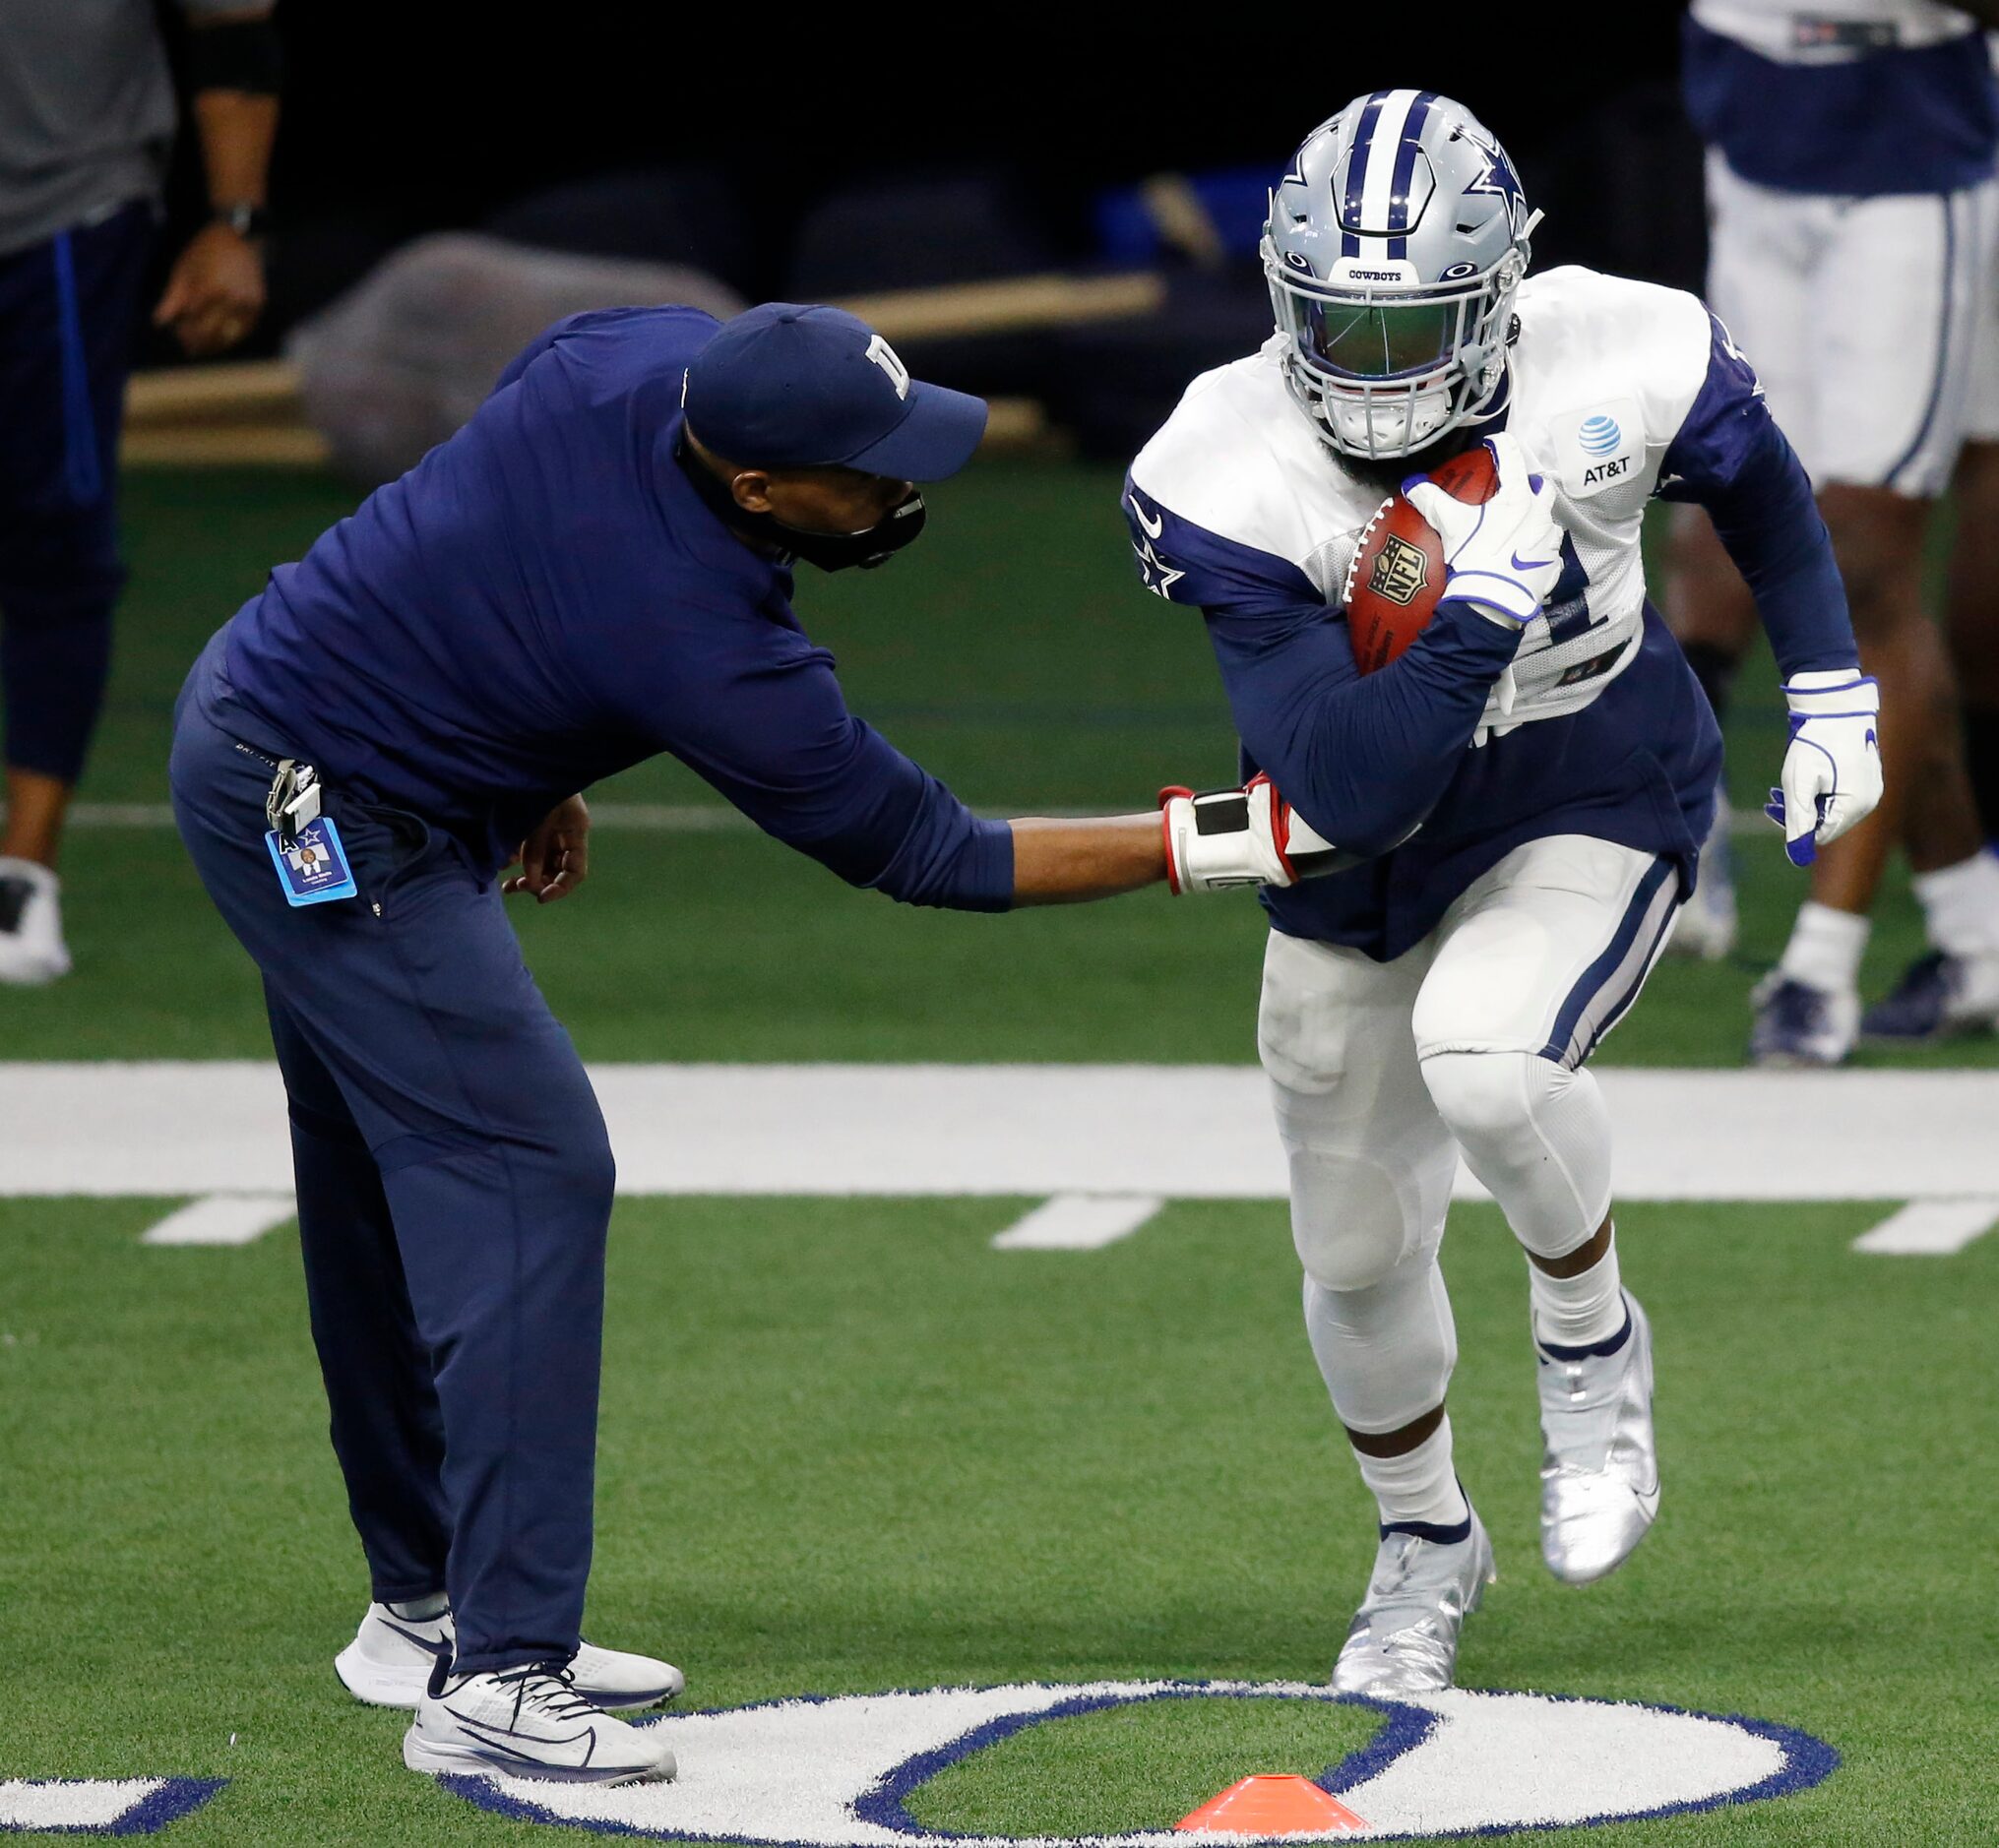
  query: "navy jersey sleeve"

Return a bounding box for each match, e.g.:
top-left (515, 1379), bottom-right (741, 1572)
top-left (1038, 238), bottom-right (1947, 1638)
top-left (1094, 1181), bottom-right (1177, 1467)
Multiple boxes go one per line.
top-left (611, 605), bottom-right (1014, 912)
top-left (1658, 312), bottom-right (1859, 678)
top-left (1123, 477), bottom-right (1520, 856)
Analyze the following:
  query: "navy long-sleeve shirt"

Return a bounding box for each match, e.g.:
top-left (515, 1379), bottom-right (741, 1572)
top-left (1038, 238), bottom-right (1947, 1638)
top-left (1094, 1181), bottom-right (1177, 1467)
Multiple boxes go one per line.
top-left (214, 306), bottom-right (1014, 909)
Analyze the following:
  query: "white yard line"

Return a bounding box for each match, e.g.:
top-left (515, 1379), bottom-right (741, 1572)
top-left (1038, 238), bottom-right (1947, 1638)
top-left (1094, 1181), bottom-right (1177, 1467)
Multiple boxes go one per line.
top-left (138, 1192), bottom-right (295, 1247)
top-left (1851, 1197), bottom-right (1999, 1256)
top-left (4, 1065), bottom-right (1998, 1212)
top-left (991, 1193), bottom-right (1165, 1251)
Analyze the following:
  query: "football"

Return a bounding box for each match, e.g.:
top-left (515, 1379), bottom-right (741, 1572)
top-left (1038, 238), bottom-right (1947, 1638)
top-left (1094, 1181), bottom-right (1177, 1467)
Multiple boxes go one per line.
top-left (1341, 443), bottom-right (1500, 673)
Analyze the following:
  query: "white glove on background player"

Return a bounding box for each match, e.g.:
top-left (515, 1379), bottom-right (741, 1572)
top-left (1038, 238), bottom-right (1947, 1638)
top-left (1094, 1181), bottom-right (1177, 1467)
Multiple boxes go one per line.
top-left (1403, 432), bottom-right (1566, 629)
top-left (1765, 669), bottom-right (1883, 866)
top-left (1160, 775), bottom-right (1344, 893)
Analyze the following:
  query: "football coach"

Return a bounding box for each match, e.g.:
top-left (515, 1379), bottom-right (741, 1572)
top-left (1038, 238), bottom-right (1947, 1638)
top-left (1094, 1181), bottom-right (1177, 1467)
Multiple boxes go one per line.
top-left (168, 301), bottom-right (1316, 1787)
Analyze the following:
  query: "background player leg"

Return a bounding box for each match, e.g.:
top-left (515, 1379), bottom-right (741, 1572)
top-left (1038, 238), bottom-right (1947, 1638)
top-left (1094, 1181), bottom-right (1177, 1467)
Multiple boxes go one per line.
top-left (1661, 504), bottom-right (1759, 961)
top-left (1413, 836), bottom-right (1674, 1585)
top-left (0, 206), bottom-right (156, 983)
top-left (1755, 177), bottom-right (1999, 1063)
top-left (1260, 929), bottom-right (1493, 1695)
top-left (1857, 439), bottom-right (1999, 1041)
top-left (1757, 487), bottom-right (1999, 1061)
top-left (1945, 440), bottom-right (1999, 838)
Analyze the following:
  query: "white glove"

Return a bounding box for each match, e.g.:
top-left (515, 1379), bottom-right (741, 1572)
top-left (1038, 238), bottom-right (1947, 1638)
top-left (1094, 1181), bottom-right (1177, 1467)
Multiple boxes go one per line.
top-left (1764, 669), bottom-right (1883, 866)
top-left (1403, 432), bottom-right (1565, 629)
top-left (1160, 774), bottom-right (1345, 893)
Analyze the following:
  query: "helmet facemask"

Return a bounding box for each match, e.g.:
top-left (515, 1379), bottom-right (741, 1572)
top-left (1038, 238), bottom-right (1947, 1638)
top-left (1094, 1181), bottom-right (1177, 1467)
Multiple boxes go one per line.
top-left (1264, 233), bottom-right (1533, 462)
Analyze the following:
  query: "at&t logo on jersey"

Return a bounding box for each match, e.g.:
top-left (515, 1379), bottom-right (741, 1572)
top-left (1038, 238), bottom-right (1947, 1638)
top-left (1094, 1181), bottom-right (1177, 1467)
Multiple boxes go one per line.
top-left (1557, 400), bottom-right (1642, 497)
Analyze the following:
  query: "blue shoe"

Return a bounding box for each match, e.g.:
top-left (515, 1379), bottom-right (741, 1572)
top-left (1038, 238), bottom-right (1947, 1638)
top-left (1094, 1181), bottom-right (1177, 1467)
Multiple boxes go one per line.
top-left (1748, 973), bottom-right (1857, 1068)
top-left (1861, 951), bottom-right (1999, 1043)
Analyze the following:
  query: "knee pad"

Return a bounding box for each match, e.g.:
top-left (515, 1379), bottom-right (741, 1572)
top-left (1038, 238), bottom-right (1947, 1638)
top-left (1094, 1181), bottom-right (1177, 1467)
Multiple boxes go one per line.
top-left (1286, 1144), bottom-right (1433, 1294)
top-left (1419, 1047), bottom-right (1532, 1147)
top-left (1419, 1049), bottom-right (1610, 1261)
top-left (1303, 1258), bottom-right (1458, 1437)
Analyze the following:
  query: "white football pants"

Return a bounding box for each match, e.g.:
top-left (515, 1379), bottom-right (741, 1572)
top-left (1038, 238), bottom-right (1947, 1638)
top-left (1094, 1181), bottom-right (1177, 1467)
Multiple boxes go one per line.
top-left (1259, 834), bottom-right (1680, 1437)
top-left (1705, 152), bottom-right (1999, 495)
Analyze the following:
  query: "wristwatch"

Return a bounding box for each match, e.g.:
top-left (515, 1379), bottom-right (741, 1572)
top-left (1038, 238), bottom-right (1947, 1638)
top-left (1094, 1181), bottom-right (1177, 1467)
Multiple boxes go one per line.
top-left (214, 202), bottom-right (270, 240)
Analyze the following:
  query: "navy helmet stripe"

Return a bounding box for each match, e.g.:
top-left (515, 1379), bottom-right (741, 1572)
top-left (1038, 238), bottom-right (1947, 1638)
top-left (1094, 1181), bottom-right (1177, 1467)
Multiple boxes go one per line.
top-left (1386, 90), bottom-right (1439, 232)
top-left (1342, 91), bottom-right (1391, 233)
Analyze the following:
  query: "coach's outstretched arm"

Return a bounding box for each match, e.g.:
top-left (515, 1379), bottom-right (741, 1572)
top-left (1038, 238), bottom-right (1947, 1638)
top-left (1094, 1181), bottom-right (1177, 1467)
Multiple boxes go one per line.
top-left (582, 594), bottom-right (1316, 910)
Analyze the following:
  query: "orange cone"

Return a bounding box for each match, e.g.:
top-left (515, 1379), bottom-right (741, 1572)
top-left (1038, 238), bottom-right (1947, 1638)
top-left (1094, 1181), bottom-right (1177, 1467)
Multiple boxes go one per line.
top-left (1175, 1774), bottom-right (1368, 1835)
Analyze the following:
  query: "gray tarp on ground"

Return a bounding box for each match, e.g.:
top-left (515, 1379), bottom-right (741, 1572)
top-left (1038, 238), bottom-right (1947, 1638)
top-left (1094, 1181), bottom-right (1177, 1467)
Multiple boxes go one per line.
top-left (286, 232), bottom-right (743, 486)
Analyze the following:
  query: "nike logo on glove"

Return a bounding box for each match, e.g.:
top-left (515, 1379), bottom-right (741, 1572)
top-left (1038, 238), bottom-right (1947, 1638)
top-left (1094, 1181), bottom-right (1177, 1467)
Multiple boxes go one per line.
top-left (1511, 551), bottom-right (1557, 572)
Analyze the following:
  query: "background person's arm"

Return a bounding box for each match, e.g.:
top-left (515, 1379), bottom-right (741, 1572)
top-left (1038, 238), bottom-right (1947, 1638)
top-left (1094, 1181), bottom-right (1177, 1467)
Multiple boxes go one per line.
top-left (154, 5), bottom-right (281, 356)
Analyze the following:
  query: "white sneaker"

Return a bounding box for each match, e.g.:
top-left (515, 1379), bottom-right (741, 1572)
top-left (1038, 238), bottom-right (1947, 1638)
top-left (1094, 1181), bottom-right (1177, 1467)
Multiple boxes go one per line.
top-left (403, 1665), bottom-right (676, 1785)
top-left (1667, 818), bottom-right (1737, 962)
top-left (0, 857), bottom-right (70, 985)
top-left (338, 1602), bottom-right (684, 1711)
top-left (1535, 1291), bottom-right (1660, 1586)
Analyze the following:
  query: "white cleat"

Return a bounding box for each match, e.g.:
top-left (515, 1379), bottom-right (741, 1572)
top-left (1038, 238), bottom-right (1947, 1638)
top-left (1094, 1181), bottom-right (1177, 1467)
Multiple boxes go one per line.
top-left (1536, 1291), bottom-right (1660, 1586)
top-left (1667, 819), bottom-right (1737, 962)
top-left (403, 1665), bottom-right (677, 1785)
top-left (0, 857), bottom-right (70, 985)
top-left (338, 1603), bottom-right (683, 1711)
top-left (1332, 1510), bottom-right (1496, 1696)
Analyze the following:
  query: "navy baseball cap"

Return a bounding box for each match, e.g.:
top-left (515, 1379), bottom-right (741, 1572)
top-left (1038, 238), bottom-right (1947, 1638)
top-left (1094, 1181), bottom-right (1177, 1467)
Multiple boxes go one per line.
top-left (682, 303), bottom-right (989, 481)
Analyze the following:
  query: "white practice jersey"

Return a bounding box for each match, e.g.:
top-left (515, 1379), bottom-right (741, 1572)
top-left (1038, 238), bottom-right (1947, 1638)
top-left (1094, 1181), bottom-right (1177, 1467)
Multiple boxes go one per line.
top-left (1128, 266), bottom-right (1720, 733)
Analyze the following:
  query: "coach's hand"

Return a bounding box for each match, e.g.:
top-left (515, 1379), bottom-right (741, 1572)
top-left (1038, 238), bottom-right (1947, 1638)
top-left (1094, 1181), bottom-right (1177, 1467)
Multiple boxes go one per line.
top-left (1765, 671), bottom-right (1883, 866)
top-left (504, 794), bottom-right (591, 903)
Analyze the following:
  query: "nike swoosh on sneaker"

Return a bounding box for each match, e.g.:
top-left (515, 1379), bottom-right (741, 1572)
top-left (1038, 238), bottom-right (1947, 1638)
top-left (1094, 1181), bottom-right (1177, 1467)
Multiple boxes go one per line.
top-left (381, 1621), bottom-right (452, 1659)
top-left (451, 1712), bottom-right (597, 1763)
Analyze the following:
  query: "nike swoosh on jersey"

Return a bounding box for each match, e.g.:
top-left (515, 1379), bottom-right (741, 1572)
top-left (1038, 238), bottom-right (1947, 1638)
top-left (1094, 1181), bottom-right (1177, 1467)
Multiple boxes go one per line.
top-left (1127, 493), bottom-right (1163, 538)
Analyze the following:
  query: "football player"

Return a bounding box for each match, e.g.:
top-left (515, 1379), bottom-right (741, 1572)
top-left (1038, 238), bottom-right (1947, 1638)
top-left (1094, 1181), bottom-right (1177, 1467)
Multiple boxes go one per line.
top-left (1668, 0), bottom-right (1999, 1062)
top-left (1123, 92), bottom-right (1877, 1694)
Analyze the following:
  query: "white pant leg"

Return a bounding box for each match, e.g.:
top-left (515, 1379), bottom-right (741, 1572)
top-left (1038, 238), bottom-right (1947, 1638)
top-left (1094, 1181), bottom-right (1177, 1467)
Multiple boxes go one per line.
top-left (1260, 928), bottom-right (1462, 1435)
top-left (1708, 156), bottom-right (1999, 497)
top-left (1963, 177), bottom-right (1999, 445)
top-left (1705, 151), bottom-right (1826, 477)
top-left (1412, 836), bottom-right (1680, 1262)
top-left (1260, 926), bottom-right (1455, 1294)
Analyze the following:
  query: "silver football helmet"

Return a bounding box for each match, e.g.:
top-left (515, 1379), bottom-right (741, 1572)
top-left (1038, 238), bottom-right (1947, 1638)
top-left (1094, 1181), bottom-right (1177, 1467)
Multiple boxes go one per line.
top-left (1264, 92), bottom-right (1541, 459)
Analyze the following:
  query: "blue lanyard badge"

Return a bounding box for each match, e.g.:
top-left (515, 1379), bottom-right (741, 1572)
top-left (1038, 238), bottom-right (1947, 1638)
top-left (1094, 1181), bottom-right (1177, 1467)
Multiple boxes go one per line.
top-left (266, 816), bottom-right (359, 906)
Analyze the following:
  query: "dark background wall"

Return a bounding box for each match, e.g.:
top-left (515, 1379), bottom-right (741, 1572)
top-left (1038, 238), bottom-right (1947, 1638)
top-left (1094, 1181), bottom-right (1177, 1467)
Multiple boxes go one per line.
top-left (152, 2), bottom-right (1704, 352)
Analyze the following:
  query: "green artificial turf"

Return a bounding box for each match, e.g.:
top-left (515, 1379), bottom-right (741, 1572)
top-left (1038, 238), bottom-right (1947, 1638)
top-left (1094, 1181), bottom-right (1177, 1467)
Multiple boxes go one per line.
top-left (3, 1196), bottom-right (1996, 1844)
top-left (5, 462), bottom-right (1981, 1067)
top-left (903, 1697), bottom-right (1384, 1837)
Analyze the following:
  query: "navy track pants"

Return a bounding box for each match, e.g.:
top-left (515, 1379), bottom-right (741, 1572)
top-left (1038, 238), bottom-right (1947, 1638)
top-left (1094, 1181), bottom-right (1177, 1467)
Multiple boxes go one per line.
top-left (0, 201), bottom-right (156, 783)
top-left (168, 635), bottom-right (612, 1674)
